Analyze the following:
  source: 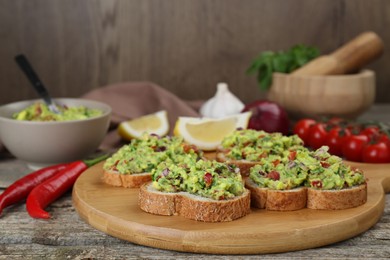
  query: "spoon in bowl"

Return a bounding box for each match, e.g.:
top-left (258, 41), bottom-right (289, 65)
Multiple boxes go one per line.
top-left (14, 54), bottom-right (61, 114)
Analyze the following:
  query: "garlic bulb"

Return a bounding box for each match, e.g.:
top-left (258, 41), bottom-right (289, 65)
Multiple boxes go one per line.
top-left (199, 82), bottom-right (244, 118)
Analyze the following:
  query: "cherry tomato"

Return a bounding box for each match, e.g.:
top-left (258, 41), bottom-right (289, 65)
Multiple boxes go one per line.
top-left (362, 141), bottom-right (390, 163)
top-left (378, 133), bottom-right (390, 144)
top-left (324, 127), bottom-right (351, 156)
top-left (342, 134), bottom-right (369, 162)
top-left (360, 126), bottom-right (380, 140)
top-left (293, 119), bottom-right (316, 145)
top-left (307, 123), bottom-right (328, 150)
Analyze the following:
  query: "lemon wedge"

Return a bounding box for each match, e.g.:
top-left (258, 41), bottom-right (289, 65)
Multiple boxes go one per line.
top-left (117, 110), bottom-right (169, 140)
top-left (173, 112), bottom-right (251, 151)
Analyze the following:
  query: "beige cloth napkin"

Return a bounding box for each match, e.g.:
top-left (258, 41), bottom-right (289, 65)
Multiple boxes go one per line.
top-left (82, 81), bottom-right (203, 150)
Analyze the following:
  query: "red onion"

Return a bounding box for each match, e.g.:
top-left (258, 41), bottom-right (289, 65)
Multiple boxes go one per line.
top-left (242, 100), bottom-right (290, 135)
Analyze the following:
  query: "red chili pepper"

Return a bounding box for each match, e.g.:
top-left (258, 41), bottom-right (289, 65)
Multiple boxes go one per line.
top-left (26, 154), bottom-right (109, 219)
top-left (0, 163), bottom-right (69, 215)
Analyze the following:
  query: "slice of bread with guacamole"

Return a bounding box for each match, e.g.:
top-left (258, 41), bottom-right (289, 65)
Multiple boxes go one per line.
top-left (304, 147), bottom-right (367, 210)
top-left (245, 179), bottom-right (307, 211)
top-left (244, 149), bottom-right (307, 211)
top-left (216, 129), bottom-right (304, 177)
top-left (307, 183), bottom-right (367, 210)
top-left (102, 170), bottom-right (152, 188)
top-left (139, 159), bottom-right (251, 222)
top-left (102, 134), bottom-right (202, 188)
top-left (245, 146), bottom-right (367, 211)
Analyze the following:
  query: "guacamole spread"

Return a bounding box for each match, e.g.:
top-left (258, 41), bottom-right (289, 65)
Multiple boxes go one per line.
top-left (249, 151), bottom-right (307, 190)
top-left (152, 159), bottom-right (245, 200)
top-left (221, 129), bottom-right (304, 162)
top-left (103, 134), bottom-right (203, 174)
top-left (249, 145), bottom-right (366, 190)
top-left (303, 146), bottom-right (366, 190)
top-left (13, 102), bottom-right (102, 121)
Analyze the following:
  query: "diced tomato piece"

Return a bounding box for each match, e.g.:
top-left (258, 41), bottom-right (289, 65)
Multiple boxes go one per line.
top-left (204, 172), bottom-right (213, 187)
top-left (272, 159), bottom-right (280, 167)
top-left (311, 180), bottom-right (322, 188)
top-left (267, 171), bottom-right (280, 180)
top-left (320, 161), bottom-right (330, 168)
top-left (288, 150), bottom-right (297, 161)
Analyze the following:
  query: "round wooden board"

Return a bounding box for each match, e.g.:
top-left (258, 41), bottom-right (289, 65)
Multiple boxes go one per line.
top-left (72, 161), bottom-right (389, 255)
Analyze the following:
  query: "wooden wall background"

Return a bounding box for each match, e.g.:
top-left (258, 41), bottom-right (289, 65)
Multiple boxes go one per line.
top-left (0, 0), bottom-right (389, 106)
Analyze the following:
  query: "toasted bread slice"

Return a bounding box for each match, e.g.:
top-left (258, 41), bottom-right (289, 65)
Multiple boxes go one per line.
top-left (203, 151), bottom-right (217, 160)
top-left (245, 178), bottom-right (307, 211)
top-left (307, 183), bottom-right (367, 210)
top-left (102, 170), bottom-right (152, 188)
top-left (216, 152), bottom-right (260, 177)
top-left (138, 183), bottom-right (251, 222)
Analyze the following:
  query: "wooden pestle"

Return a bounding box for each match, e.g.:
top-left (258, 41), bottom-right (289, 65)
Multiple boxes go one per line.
top-left (292, 31), bottom-right (384, 76)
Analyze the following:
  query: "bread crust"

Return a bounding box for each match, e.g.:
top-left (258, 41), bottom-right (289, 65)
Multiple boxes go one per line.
top-left (102, 170), bottom-right (152, 188)
top-left (307, 183), bottom-right (367, 210)
top-left (245, 178), bottom-right (307, 211)
top-left (138, 183), bottom-right (251, 222)
top-left (216, 152), bottom-right (260, 177)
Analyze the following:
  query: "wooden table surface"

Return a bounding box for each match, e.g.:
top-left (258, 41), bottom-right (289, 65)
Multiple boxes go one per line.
top-left (1, 105), bottom-right (390, 259)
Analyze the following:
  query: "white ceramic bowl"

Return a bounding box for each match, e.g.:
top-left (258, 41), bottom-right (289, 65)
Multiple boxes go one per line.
top-left (0, 98), bottom-right (111, 169)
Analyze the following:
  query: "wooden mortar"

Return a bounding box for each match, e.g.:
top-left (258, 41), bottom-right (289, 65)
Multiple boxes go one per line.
top-left (268, 70), bottom-right (376, 119)
top-left (268, 31), bottom-right (382, 119)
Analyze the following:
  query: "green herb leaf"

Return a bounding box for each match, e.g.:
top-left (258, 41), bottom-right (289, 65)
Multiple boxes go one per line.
top-left (247, 44), bottom-right (320, 91)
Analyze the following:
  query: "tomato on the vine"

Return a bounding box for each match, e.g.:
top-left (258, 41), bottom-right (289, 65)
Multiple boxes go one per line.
top-left (292, 117), bottom-right (390, 163)
top-left (345, 123), bottom-right (362, 135)
top-left (342, 134), bottom-right (369, 162)
top-left (326, 117), bottom-right (344, 126)
top-left (324, 127), bottom-right (351, 156)
top-left (307, 123), bottom-right (328, 150)
top-left (362, 141), bottom-right (390, 163)
top-left (293, 118), bottom-right (316, 145)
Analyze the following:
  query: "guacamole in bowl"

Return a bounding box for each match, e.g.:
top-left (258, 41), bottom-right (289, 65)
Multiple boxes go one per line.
top-left (0, 98), bottom-right (111, 169)
top-left (13, 102), bottom-right (102, 121)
